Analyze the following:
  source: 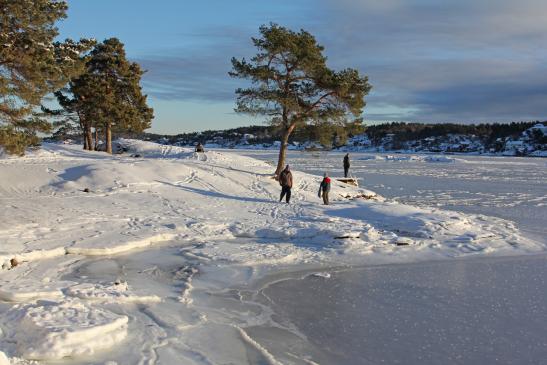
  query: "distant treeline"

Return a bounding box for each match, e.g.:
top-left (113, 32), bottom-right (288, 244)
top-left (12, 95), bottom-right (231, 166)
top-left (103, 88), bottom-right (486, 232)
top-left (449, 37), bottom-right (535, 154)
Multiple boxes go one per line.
top-left (365, 121), bottom-right (545, 145)
top-left (137, 121), bottom-right (546, 148)
top-left (143, 125), bottom-right (278, 145)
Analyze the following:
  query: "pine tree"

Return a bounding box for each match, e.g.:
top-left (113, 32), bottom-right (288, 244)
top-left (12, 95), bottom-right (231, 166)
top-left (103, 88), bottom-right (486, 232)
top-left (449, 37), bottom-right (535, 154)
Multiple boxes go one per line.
top-left (230, 24), bottom-right (372, 176)
top-left (0, 0), bottom-right (93, 155)
top-left (55, 38), bottom-right (153, 153)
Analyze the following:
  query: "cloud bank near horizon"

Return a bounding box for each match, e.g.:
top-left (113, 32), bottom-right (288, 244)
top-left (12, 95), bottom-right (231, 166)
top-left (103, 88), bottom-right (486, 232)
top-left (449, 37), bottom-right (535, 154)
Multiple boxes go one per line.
top-left (134, 0), bottom-right (546, 124)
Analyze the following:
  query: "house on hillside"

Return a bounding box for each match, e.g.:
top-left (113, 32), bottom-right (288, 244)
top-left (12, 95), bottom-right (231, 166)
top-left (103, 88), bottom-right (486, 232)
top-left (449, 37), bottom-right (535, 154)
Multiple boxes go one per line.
top-left (157, 137), bottom-right (169, 145)
top-left (503, 140), bottom-right (527, 156)
top-left (522, 123), bottom-right (547, 143)
top-left (529, 123), bottom-right (547, 134)
top-left (379, 133), bottom-right (395, 150)
top-left (240, 134), bottom-right (256, 145)
top-left (347, 134), bottom-right (372, 149)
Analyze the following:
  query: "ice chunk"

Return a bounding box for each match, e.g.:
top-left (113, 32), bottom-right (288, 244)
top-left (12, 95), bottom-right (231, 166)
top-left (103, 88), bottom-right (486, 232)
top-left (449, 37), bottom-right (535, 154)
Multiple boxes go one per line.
top-left (310, 272), bottom-right (331, 278)
top-left (0, 280), bottom-right (73, 302)
top-left (0, 351), bottom-right (9, 365)
top-left (11, 300), bottom-right (128, 361)
top-left (66, 282), bottom-right (161, 304)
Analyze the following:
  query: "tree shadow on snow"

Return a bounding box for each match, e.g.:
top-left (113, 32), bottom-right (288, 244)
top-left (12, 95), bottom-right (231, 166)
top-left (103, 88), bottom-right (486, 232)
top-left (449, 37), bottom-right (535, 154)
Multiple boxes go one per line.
top-left (50, 164), bottom-right (96, 190)
top-left (205, 163), bottom-right (273, 178)
top-left (156, 180), bottom-right (275, 204)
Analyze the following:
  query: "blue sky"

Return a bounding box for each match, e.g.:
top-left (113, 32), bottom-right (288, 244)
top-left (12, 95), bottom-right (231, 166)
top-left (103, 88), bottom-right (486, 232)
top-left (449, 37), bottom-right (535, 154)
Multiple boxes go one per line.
top-left (58, 0), bottom-right (547, 134)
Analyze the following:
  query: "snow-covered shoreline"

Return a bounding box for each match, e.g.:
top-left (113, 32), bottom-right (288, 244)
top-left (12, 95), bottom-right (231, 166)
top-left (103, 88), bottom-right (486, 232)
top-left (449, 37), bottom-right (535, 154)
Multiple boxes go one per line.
top-left (0, 140), bottom-right (544, 363)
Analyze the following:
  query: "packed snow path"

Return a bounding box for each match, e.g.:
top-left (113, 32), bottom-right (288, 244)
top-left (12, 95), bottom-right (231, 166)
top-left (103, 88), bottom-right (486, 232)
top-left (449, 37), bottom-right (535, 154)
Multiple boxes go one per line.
top-left (0, 141), bottom-right (544, 364)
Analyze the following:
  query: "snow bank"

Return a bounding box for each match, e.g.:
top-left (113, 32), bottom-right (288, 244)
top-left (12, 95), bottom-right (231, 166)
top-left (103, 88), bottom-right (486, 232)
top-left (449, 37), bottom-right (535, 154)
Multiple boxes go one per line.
top-left (384, 155), bottom-right (422, 161)
top-left (8, 300), bottom-right (128, 361)
top-left (0, 352), bottom-right (8, 365)
top-left (384, 154), bottom-right (457, 163)
top-left (423, 155), bottom-right (456, 163)
top-left (66, 233), bottom-right (178, 256)
top-left (357, 155), bottom-right (382, 161)
top-left (66, 282), bottom-right (161, 303)
top-left (0, 280), bottom-right (72, 302)
top-left (529, 150), bottom-right (547, 157)
top-left (117, 138), bottom-right (193, 158)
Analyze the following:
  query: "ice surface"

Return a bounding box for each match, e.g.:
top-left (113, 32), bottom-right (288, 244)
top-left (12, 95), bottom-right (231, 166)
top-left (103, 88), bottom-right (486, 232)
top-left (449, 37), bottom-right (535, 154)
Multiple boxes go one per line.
top-left (260, 255), bottom-right (547, 364)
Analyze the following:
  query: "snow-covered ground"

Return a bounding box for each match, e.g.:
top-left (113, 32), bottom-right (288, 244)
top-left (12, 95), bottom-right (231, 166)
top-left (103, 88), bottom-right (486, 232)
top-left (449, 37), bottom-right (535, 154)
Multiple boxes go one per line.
top-left (231, 150), bottom-right (547, 242)
top-left (0, 141), bottom-right (544, 364)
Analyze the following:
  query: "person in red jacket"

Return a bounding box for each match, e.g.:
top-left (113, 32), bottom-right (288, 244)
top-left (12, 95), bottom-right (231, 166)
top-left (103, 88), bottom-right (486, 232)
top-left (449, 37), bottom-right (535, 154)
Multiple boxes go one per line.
top-left (318, 172), bottom-right (331, 205)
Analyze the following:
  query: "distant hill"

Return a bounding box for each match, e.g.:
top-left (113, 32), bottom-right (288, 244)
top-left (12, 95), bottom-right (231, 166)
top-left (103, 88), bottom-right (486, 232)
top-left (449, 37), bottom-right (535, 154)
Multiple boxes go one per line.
top-left (48, 121), bottom-right (547, 157)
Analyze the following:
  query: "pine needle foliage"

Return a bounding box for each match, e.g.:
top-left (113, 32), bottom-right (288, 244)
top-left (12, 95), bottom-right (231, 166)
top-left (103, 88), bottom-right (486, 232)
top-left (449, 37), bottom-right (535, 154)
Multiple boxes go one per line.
top-left (230, 23), bottom-right (372, 175)
top-left (0, 0), bottom-right (93, 154)
top-left (55, 38), bottom-right (153, 153)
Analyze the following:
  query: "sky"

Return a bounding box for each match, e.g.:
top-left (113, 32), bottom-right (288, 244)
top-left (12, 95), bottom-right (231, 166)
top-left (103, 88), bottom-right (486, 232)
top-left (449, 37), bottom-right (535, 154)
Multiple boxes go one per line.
top-left (58, 0), bottom-right (547, 134)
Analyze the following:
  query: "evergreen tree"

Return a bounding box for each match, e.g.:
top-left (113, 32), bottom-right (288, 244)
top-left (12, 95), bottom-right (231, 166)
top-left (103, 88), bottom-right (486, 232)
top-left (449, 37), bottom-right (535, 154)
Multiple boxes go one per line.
top-left (230, 24), bottom-right (371, 176)
top-left (0, 0), bottom-right (93, 155)
top-left (55, 38), bottom-right (153, 153)
top-left (53, 84), bottom-right (95, 150)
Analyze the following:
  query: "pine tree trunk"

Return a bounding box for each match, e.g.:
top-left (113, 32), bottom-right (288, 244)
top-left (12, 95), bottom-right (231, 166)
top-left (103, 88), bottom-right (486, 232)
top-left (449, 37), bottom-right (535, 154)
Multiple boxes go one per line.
top-left (85, 125), bottom-right (93, 151)
top-left (83, 128), bottom-right (89, 150)
top-left (105, 123), bottom-right (112, 154)
top-left (274, 123), bottom-right (295, 177)
top-left (94, 129), bottom-right (98, 151)
top-left (78, 113), bottom-right (89, 150)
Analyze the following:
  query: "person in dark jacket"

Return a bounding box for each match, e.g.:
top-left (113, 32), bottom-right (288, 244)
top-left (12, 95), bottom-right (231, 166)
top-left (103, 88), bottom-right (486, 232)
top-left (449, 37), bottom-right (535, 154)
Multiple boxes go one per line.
top-left (343, 153), bottom-right (350, 178)
top-left (278, 165), bottom-right (293, 203)
top-left (318, 173), bottom-right (331, 205)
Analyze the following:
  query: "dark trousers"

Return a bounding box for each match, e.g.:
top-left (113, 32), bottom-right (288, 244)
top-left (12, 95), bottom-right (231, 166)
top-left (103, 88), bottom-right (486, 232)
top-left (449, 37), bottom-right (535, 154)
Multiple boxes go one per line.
top-left (322, 191), bottom-right (329, 205)
top-left (344, 166), bottom-right (349, 178)
top-left (280, 186), bottom-right (291, 203)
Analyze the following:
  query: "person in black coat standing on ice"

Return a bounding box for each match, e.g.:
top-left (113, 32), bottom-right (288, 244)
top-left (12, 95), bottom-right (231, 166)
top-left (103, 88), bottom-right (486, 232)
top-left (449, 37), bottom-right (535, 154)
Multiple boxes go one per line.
top-left (278, 165), bottom-right (293, 204)
top-left (343, 153), bottom-right (350, 178)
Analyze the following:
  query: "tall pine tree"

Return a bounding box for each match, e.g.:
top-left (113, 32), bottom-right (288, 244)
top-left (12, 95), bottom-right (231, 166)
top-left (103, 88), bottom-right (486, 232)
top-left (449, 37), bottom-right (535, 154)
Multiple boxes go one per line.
top-left (0, 0), bottom-right (92, 155)
top-left (230, 24), bottom-right (372, 176)
top-left (55, 38), bottom-right (153, 153)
